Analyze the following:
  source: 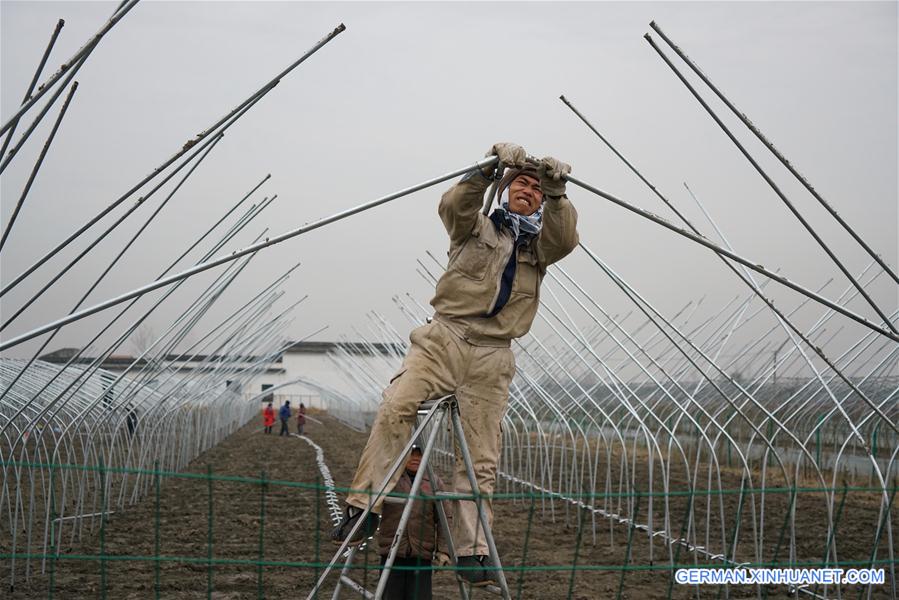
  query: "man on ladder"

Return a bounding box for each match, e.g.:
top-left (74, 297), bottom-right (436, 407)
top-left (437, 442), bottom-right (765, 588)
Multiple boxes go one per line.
top-left (331, 142), bottom-right (579, 587)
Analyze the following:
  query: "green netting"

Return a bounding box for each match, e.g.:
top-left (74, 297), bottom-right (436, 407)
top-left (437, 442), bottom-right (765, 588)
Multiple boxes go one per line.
top-left (2, 459), bottom-right (896, 600)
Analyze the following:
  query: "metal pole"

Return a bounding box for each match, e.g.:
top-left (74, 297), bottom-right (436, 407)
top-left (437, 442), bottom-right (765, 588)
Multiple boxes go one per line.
top-left (0, 22), bottom-right (344, 298)
top-left (0, 18), bottom-right (65, 162)
top-left (649, 20), bottom-right (899, 286)
top-left (0, 156), bottom-right (499, 351)
top-left (372, 406), bottom-right (445, 600)
top-left (0, 1), bottom-right (139, 137)
top-left (49, 253), bottom-right (277, 477)
top-left (0, 199), bottom-right (276, 451)
top-left (678, 182), bottom-right (899, 440)
top-left (4, 246), bottom-right (267, 450)
top-left (0, 178), bottom-right (269, 408)
top-left (305, 398), bottom-right (454, 600)
top-left (642, 31), bottom-right (896, 334)
top-left (0, 1), bottom-right (130, 174)
top-left (0, 81), bottom-right (265, 299)
top-left (559, 93), bottom-right (899, 458)
top-left (449, 404), bottom-right (512, 600)
top-left (0, 53), bottom-right (89, 176)
top-left (557, 96), bottom-right (898, 343)
top-left (581, 241), bottom-right (897, 449)
top-left (564, 174), bottom-right (898, 342)
top-left (0, 82), bottom-right (78, 252)
top-left (1, 132), bottom-right (224, 332)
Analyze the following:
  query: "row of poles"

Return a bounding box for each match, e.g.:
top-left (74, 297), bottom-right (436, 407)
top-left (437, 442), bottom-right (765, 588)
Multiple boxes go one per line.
top-left (314, 23), bottom-right (897, 600)
top-left (0, 3), bottom-right (895, 598)
top-left (326, 242), bottom-right (895, 596)
top-left (323, 254), bottom-right (896, 598)
top-left (0, 2), bottom-right (339, 589)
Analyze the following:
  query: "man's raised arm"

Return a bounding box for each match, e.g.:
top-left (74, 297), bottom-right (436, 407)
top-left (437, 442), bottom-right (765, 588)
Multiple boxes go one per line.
top-left (537, 156), bottom-right (579, 267)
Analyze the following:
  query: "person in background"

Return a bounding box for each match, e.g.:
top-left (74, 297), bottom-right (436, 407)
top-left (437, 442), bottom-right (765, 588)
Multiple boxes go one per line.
top-left (376, 445), bottom-right (451, 600)
top-left (262, 401), bottom-right (275, 434)
top-left (278, 400), bottom-right (291, 437)
top-left (297, 402), bottom-right (307, 435)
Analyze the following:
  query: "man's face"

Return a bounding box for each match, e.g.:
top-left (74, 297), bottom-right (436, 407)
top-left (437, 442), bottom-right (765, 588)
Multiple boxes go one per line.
top-left (507, 174), bottom-right (543, 216)
top-left (406, 449), bottom-right (422, 473)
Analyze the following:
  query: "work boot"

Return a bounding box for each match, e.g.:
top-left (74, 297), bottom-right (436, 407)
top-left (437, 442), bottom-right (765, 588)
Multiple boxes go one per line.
top-left (330, 505), bottom-right (380, 546)
top-left (456, 555), bottom-right (496, 587)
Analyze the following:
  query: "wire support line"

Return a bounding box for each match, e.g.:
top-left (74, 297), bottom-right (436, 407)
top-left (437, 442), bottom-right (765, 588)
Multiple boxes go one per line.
top-left (562, 174), bottom-right (899, 344)
top-left (0, 156), bottom-right (499, 352)
top-left (648, 20), bottom-right (899, 287)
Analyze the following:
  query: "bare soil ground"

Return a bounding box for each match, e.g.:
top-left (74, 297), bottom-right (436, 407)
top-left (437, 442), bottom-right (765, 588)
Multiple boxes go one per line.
top-left (5, 414), bottom-right (895, 599)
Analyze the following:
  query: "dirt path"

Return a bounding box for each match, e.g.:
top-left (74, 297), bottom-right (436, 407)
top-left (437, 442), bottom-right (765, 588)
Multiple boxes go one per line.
top-left (6, 413), bottom-right (893, 599)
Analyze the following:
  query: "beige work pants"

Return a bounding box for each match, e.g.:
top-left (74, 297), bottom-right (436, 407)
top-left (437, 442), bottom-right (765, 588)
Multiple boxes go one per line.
top-left (347, 320), bottom-right (514, 556)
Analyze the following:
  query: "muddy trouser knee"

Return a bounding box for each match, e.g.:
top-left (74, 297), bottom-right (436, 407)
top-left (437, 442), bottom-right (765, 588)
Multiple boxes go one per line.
top-left (451, 388), bottom-right (507, 557)
top-left (347, 323), bottom-right (457, 514)
top-left (448, 342), bottom-right (513, 557)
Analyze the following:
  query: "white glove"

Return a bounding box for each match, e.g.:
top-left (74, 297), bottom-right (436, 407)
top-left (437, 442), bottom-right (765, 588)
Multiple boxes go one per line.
top-left (538, 155), bottom-right (571, 198)
top-left (486, 142), bottom-right (527, 168)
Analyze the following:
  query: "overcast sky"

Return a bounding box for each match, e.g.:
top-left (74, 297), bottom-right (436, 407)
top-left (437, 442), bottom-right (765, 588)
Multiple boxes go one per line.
top-left (1, 1), bottom-right (896, 368)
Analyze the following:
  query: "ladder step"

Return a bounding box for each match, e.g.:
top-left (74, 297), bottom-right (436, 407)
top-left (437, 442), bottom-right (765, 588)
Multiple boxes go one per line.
top-left (340, 575), bottom-right (374, 599)
top-left (382, 490), bottom-right (468, 504)
top-left (416, 395), bottom-right (454, 414)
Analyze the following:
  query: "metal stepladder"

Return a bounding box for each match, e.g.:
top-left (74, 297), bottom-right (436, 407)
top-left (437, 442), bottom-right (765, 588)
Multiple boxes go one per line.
top-left (305, 395), bottom-right (512, 600)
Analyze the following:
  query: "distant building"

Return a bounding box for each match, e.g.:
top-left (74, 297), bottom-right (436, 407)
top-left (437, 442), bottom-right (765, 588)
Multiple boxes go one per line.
top-left (250, 340), bottom-right (402, 409)
top-left (40, 340), bottom-right (403, 411)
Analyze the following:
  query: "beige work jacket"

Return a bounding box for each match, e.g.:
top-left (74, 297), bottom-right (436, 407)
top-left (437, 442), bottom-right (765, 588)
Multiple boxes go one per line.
top-left (430, 174), bottom-right (579, 345)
